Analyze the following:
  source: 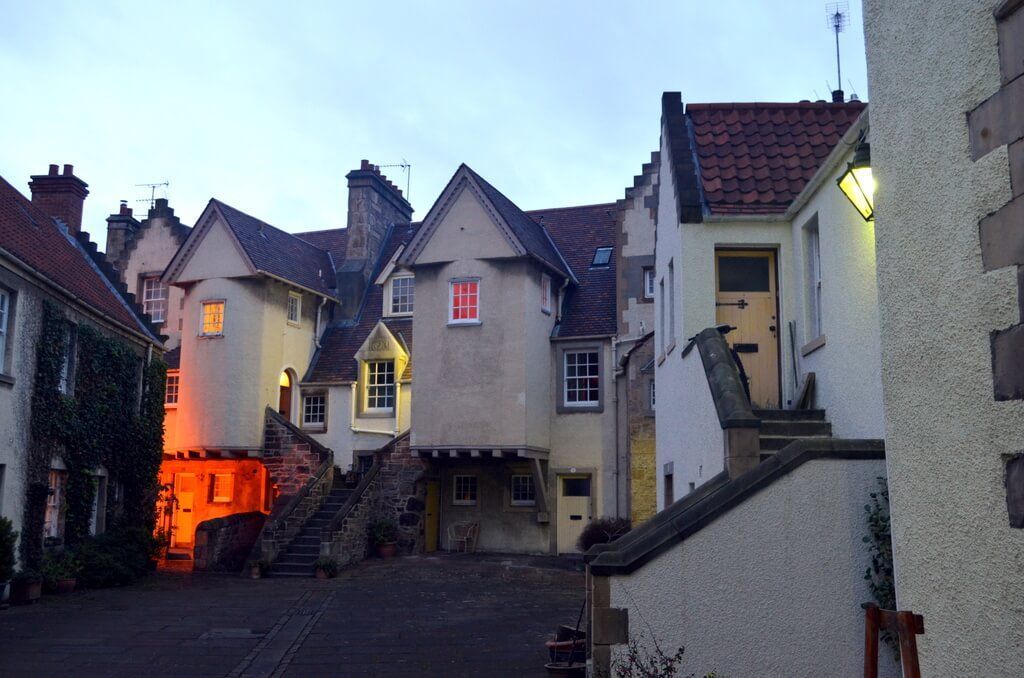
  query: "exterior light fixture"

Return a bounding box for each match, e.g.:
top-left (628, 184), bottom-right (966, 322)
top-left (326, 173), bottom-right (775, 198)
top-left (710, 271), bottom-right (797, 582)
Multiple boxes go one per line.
top-left (837, 141), bottom-right (875, 221)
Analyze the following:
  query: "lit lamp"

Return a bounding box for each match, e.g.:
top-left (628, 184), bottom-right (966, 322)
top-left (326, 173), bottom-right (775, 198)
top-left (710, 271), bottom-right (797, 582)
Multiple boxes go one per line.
top-left (837, 141), bottom-right (875, 221)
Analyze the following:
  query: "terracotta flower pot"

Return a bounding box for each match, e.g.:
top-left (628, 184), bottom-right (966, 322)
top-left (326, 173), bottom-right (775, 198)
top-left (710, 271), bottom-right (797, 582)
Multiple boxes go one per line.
top-left (11, 580), bottom-right (42, 605)
top-left (55, 578), bottom-right (76, 595)
top-left (376, 542), bottom-right (397, 558)
top-left (315, 568), bottom-right (329, 580)
top-left (250, 566), bottom-right (262, 580)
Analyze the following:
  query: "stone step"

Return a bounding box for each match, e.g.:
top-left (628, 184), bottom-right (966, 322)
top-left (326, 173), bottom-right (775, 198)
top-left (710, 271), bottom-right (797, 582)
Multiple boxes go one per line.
top-left (284, 544), bottom-right (321, 556)
top-left (305, 518), bottom-right (330, 527)
top-left (270, 562), bottom-right (315, 576)
top-left (759, 435), bottom-right (831, 451)
top-left (270, 570), bottom-right (314, 578)
top-left (291, 535), bottom-right (320, 545)
top-left (753, 408), bottom-right (826, 421)
top-left (760, 420), bottom-right (832, 437)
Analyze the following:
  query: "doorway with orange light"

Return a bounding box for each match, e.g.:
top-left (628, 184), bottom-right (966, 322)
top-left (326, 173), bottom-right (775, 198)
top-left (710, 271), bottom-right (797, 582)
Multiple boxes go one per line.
top-left (279, 370), bottom-right (294, 421)
top-left (171, 472), bottom-right (196, 548)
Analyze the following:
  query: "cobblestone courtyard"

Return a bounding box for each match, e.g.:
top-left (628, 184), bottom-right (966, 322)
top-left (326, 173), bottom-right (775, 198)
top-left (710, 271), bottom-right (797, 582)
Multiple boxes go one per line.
top-left (0, 554), bottom-right (584, 677)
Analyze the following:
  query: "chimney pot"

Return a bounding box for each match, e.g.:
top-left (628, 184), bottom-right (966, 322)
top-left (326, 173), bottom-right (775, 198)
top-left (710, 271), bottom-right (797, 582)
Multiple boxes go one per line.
top-left (361, 159), bottom-right (370, 170)
top-left (62, 164), bottom-right (74, 176)
top-left (831, 89), bottom-right (845, 103)
top-left (48, 164), bottom-right (59, 176)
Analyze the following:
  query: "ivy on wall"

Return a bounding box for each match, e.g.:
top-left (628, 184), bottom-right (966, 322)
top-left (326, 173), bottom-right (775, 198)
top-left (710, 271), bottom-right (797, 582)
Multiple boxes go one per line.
top-left (21, 299), bottom-right (165, 567)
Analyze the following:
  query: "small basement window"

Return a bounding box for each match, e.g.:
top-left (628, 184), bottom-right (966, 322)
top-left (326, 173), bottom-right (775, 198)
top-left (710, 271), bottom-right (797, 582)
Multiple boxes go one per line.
top-left (592, 247), bottom-right (613, 267)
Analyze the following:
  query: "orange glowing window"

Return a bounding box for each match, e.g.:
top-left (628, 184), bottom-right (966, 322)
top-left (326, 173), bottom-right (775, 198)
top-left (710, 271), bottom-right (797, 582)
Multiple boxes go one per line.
top-left (201, 301), bottom-right (224, 335)
top-left (449, 279), bottom-right (479, 324)
top-left (211, 473), bottom-right (233, 503)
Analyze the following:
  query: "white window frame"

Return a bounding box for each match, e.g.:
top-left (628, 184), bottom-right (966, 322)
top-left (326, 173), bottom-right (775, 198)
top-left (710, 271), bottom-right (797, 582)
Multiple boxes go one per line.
top-left (448, 278), bottom-right (480, 325)
top-left (200, 300), bottom-right (225, 336)
top-left (364, 360), bottom-right (395, 412)
top-left (592, 246), bottom-right (613, 267)
top-left (643, 268), bottom-right (655, 300)
top-left (453, 474), bottom-right (478, 506)
top-left (165, 373), bottom-right (179, 406)
top-left (563, 350), bottom-right (601, 408)
top-left (387, 275), bottom-right (415, 317)
top-left (287, 292), bottom-right (302, 326)
top-left (0, 289), bottom-right (9, 371)
top-left (807, 224), bottom-right (823, 339)
top-left (541, 274), bottom-right (552, 314)
top-left (211, 473), bottom-right (233, 503)
top-left (142, 276), bottom-right (168, 324)
top-left (510, 474), bottom-right (536, 506)
top-left (302, 392), bottom-right (327, 428)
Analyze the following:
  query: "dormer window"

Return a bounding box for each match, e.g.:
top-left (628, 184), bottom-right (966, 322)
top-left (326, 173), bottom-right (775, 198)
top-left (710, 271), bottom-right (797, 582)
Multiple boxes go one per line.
top-left (449, 279), bottom-right (480, 325)
top-left (365, 360), bottom-right (395, 412)
top-left (592, 247), bottom-right (613, 267)
top-left (388, 276), bottom-right (415, 316)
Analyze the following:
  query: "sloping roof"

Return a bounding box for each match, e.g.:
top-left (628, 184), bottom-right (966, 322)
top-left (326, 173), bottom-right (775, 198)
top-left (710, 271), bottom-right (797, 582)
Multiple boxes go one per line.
top-left (687, 101), bottom-right (866, 215)
top-left (531, 203), bottom-right (618, 338)
top-left (212, 199), bottom-right (336, 296)
top-left (295, 228), bottom-right (348, 270)
top-left (0, 176), bottom-right (157, 338)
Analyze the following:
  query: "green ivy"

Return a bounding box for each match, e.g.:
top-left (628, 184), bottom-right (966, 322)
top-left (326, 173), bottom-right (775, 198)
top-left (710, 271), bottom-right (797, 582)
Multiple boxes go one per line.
top-left (21, 300), bottom-right (165, 567)
top-left (863, 475), bottom-right (898, 659)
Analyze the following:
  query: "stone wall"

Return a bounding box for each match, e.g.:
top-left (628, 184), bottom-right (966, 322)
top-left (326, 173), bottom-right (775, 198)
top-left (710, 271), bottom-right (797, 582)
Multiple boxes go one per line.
top-left (322, 470), bottom-right (381, 567)
top-left (254, 464), bottom-right (333, 564)
top-left (262, 408), bottom-right (331, 497)
top-left (626, 336), bottom-right (656, 524)
top-left (194, 511), bottom-right (266, 572)
top-left (377, 434), bottom-right (429, 554)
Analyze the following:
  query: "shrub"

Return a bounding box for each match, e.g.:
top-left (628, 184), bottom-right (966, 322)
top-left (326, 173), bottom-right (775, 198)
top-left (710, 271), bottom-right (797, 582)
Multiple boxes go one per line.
top-left (314, 556), bottom-right (338, 578)
top-left (41, 551), bottom-right (81, 591)
top-left (0, 517), bottom-right (17, 581)
top-left (578, 517), bottom-right (632, 553)
top-left (72, 526), bottom-right (157, 589)
top-left (369, 518), bottom-right (398, 545)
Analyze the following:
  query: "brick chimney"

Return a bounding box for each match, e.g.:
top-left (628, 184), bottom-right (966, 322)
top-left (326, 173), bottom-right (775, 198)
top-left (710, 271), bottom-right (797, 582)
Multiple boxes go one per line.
top-left (105, 200), bottom-right (140, 278)
top-left (29, 164), bottom-right (90, 234)
top-left (336, 160), bottom-right (413, 319)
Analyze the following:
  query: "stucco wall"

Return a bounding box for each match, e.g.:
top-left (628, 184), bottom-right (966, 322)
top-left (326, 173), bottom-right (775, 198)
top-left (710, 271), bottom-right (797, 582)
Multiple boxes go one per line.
top-left (610, 457), bottom-right (896, 678)
top-left (308, 384), bottom-right (410, 470)
top-left (120, 219), bottom-right (185, 349)
top-left (864, 1), bottom-right (1024, 674)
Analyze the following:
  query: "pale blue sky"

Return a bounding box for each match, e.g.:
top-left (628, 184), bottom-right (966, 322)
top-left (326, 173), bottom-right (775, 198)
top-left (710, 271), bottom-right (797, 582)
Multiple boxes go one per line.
top-left (0, 0), bottom-right (866, 244)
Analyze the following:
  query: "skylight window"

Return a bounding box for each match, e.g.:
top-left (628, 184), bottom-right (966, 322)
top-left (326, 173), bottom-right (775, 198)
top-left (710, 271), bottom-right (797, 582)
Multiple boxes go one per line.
top-left (592, 247), bottom-right (613, 267)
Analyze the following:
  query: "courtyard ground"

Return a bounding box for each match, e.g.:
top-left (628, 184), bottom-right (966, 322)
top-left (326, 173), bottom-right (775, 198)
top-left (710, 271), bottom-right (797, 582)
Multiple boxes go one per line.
top-left (0, 553), bottom-right (585, 677)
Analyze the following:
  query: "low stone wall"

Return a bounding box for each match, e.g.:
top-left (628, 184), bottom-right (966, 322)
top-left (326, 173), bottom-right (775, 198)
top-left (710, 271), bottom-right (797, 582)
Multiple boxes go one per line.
top-left (194, 512), bottom-right (266, 572)
top-left (378, 434), bottom-right (429, 554)
top-left (255, 465), bottom-right (333, 564)
top-left (262, 407), bottom-right (332, 497)
top-left (322, 470), bottom-right (381, 567)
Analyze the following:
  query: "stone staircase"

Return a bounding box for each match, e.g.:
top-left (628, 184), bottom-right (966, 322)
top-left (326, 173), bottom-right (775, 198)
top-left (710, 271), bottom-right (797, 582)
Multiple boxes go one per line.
top-left (270, 484), bottom-right (353, 577)
top-left (753, 408), bottom-right (833, 459)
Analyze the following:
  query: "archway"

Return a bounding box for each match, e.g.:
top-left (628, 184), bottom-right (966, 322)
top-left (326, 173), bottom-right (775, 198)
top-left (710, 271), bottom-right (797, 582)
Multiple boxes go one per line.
top-left (279, 370), bottom-right (294, 422)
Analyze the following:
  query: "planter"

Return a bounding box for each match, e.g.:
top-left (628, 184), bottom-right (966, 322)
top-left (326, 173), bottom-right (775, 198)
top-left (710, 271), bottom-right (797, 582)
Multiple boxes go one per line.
top-left (315, 568), bottom-right (330, 580)
top-left (55, 578), bottom-right (77, 595)
top-left (10, 580), bottom-right (42, 605)
top-left (376, 542), bottom-right (397, 558)
top-left (0, 580), bottom-right (9, 606)
top-left (250, 566), bottom-right (262, 580)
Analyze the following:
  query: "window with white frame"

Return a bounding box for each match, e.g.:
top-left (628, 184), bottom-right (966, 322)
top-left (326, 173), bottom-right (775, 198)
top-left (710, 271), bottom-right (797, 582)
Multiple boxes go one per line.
top-left (365, 360), bottom-right (395, 411)
top-left (453, 475), bottom-right (478, 505)
top-left (165, 373), bottom-right (179, 405)
top-left (449, 279), bottom-right (479, 324)
top-left (541, 274), bottom-right (552, 314)
top-left (142, 276), bottom-right (168, 323)
top-left (806, 223), bottom-right (823, 338)
top-left (0, 289), bottom-right (9, 371)
top-left (58, 323), bottom-right (76, 394)
top-left (510, 475), bottom-right (535, 506)
top-left (303, 393), bottom-right (326, 427)
top-left (287, 292), bottom-right (302, 325)
top-left (211, 473), bottom-right (234, 503)
top-left (389, 276), bottom-right (415, 316)
top-left (643, 268), bottom-right (655, 300)
top-left (564, 350), bottom-right (600, 407)
top-left (201, 300), bottom-right (224, 335)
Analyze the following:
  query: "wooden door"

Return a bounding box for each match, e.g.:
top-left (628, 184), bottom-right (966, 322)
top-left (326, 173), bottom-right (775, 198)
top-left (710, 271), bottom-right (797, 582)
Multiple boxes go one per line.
top-left (424, 480), bottom-right (440, 553)
top-left (172, 473), bottom-right (196, 546)
top-left (715, 250), bottom-right (780, 408)
top-left (557, 476), bottom-right (592, 554)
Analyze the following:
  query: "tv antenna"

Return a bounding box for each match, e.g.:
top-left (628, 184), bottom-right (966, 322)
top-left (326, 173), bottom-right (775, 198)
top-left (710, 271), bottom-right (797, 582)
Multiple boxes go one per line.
top-left (378, 161), bottom-right (411, 200)
top-left (825, 3), bottom-right (849, 100)
top-left (135, 181), bottom-right (169, 210)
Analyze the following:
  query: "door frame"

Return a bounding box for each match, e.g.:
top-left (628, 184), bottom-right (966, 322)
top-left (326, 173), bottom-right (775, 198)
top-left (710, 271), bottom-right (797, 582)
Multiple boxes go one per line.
top-left (713, 246), bottom-right (783, 408)
top-left (553, 470), bottom-right (595, 555)
top-left (171, 472), bottom-right (196, 547)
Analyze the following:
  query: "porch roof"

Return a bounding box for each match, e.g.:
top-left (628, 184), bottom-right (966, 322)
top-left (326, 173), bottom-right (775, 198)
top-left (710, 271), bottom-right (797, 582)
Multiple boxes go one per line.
top-left (409, 446), bottom-right (549, 461)
top-left (162, 447), bottom-right (263, 460)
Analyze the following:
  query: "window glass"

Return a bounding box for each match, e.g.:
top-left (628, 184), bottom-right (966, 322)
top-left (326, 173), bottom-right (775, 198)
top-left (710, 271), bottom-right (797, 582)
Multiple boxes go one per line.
top-left (287, 293), bottom-right (301, 324)
top-left (45, 469), bottom-right (68, 539)
top-left (365, 360), bottom-right (395, 410)
top-left (58, 323), bottom-right (75, 394)
top-left (718, 256), bottom-right (770, 292)
top-left (391, 277), bottom-right (415, 315)
top-left (643, 269), bottom-right (655, 299)
top-left (511, 475), bottom-right (535, 506)
top-left (142, 277), bottom-right (168, 323)
top-left (165, 374), bottom-right (179, 405)
top-left (201, 301), bottom-right (225, 335)
top-left (562, 477), bottom-right (591, 497)
top-left (212, 474), bottom-right (233, 503)
top-left (449, 280), bottom-right (479, 323)
top-left (592, 247), bottom-right (613, 267)
top-left (303, 393), bottom-right (326, 426)
top-left (541, 274), bottom-right (552, 313)
top-left (807, 226), bottom-right (823, 337)
top-left (0, 289), bottom-right (8, 367)
top-left (564, 350), bottom-right (600, 406)
top-left (649, 380), bottom-right (655, 410)
top-left (453, 475), bottom-right (477, 505)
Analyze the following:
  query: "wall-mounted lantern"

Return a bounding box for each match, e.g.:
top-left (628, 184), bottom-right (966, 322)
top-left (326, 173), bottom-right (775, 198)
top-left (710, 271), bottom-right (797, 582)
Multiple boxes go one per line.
top-left (837, 141), bottom-right (875, 221)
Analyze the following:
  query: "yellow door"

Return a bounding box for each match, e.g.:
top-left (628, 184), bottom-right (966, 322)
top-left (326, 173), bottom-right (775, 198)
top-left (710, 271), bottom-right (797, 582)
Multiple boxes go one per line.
top-left (557, 476), bottom-right (592, 554)
top-left (172, 473), bottom-right (195, 547)
top-left (715, 250), bottom-right (780, 408)
top-left (425, 480), bottom-right (440, 553)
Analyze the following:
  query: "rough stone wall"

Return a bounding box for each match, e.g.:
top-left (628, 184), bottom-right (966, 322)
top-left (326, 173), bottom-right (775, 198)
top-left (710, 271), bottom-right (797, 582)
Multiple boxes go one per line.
top-left (377, 434), bottom-right (429, 554)
top-left (323, 471), bottom-right (381, 567)
top-left (193, 511), bottom-right (266, 572)
top-left (626, 337), bottom-right (656, 524)
top-left (262, 409), bottom-right (331, 497)
top-left (255, 465), bottom-right (333, 564)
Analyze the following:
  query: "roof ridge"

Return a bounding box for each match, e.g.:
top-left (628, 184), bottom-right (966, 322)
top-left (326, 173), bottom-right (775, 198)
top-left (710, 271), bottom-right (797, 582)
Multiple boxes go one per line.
top-left (213, 198), bottom-right (333, 256)
top-left (525, 202), bottom-right (617, 214)
top-left (686, 101), bottom-right (867, 111)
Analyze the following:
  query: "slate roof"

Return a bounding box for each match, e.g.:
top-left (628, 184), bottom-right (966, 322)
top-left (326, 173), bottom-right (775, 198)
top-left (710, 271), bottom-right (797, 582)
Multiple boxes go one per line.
top-left (295, 228), bottom-right (348, 271)
top-left (687, 101), bottom-right (866, 215)
top-left (212, 199), bottom-right (336, 296)
top-left (0, 176), bottom-right (156, 338)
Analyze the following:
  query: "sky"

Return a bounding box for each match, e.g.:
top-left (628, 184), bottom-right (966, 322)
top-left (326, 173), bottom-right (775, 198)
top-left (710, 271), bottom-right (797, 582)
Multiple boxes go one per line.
top-left (0, 0), bottom-right (867, 246)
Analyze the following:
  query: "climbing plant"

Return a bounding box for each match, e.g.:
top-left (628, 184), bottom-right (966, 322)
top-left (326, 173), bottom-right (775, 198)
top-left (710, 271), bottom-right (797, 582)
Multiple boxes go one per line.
top-left (22, 300), bottom-right (165, 567)
top-left (863, 475), bottom-right (898, 658)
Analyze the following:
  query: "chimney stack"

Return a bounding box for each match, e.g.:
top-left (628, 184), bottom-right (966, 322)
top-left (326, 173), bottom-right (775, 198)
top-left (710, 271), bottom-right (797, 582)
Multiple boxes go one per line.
top-left (29, 164), bottom-right (90, 234)
top-left (105, 199), bottom-right (141, 277)
top-left (831, 89), bottom-right (845, 103)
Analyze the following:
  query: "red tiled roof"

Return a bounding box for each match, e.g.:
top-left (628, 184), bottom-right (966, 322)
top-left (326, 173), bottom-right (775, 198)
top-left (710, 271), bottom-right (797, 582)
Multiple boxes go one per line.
top-left (687, 101), bottom-right (866, 215)
top-left (0, 176), bottom-right (153, 336)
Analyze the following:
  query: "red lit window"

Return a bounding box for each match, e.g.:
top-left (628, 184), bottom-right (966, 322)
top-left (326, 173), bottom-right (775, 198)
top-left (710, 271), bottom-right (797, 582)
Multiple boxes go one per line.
top-left (449, 279), bottom-right (480, 324)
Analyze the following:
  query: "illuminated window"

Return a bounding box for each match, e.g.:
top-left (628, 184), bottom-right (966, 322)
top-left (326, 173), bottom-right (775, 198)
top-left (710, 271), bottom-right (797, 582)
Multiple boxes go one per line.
top-left (511, 475), bottom-right (535, 506)
top-left (0, 289), bottom-right (9, 369)
top-left (165, 373), bottom-right (179, 405)
top-left (287, 292), bottom-right (301, 325)
top-left (212, 473), bottom-right (233, 503)
top-left (541, 274), bottom-right (552, 313)
top-left (592, 246), bottom-right (613, 267)
top-left (643, 268), bottom-right (655, 300)
top-left (453, 475), bottom-right (477, 506)
top-left (303, 393), bottom-right (326, 427)
top-left (201, 301), bottom-right (224, 336)
top-left (390, 276), bottom-right (415, 316)
top-left (365, 360), bottom-right (395, 411)
top-left (449, 279), bottom-right (479, 324)
top-left (142, 276), bottom-right (168, 323)
top-left (564, 350), bottom-right (600, 407)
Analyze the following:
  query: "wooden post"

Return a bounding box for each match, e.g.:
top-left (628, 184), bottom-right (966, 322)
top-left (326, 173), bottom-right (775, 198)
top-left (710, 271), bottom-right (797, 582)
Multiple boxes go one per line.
top-left (862, 602), bottom-right (924, 678)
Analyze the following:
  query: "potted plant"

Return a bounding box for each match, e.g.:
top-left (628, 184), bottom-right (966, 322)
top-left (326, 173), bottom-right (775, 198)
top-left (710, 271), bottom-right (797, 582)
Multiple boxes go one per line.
top-left (0, 517), bottom-right (16, 607)
top-left (370, 518), bottom-right (398, 558)
top-left (247, 559), bottom-right (268, 579)
top-left (10, 569), bottom-right (42, 605)
top-left (314, 556), bottom-right (338, 579)
top-left (41, 551), bottom-right (80, 594)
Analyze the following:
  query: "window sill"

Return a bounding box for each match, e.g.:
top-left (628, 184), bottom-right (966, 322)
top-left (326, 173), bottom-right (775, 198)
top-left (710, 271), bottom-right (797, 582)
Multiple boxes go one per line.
top-left (301, 426), bottom-right (327, 434)
top-left (448, 320), bottom-right (482, 327)
top-left (287, 321), bottom-right (301, 329)
top-left (360, 410), bottom-right (395, 419)
top-left (164, 403), bottom-right (178, 409)
top-left (801, 335), bottom-right (827, 357)
top-left (557, 403), bottom-right (603, 414)
top-left (656, 353), bottom-right (666, 366)
top-left (198, 333), bottom-right (224, 340)
top-left (665, 339), bottom-right (677, 356)
top-left (541, 308), bottom-right (552, 316)
top-left (0, 373), bottom-right (14, 388)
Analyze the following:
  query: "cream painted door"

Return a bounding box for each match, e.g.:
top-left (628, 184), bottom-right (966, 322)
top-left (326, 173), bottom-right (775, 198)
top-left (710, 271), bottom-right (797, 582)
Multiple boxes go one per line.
top-left (172, 473), bottom-right (195, 547)
top-left (557, 476), bottom-right (592, 554)
top-left (715, 250), bottom-right (780, 408)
